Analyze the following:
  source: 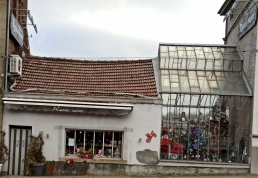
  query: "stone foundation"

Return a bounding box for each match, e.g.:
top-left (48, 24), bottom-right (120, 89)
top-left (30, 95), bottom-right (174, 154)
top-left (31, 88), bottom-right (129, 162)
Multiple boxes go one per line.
top-left (43, 161), bottom-right (249, 176)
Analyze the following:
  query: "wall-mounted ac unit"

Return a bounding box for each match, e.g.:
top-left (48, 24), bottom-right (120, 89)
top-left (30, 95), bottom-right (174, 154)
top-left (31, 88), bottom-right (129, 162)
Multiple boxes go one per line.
top-left (10, 55), bottom-right (22, 76)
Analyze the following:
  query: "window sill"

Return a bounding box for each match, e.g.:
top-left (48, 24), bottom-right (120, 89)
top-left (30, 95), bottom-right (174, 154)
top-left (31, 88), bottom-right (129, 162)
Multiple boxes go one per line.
top-left (59, 156), bottom-right (127, 164)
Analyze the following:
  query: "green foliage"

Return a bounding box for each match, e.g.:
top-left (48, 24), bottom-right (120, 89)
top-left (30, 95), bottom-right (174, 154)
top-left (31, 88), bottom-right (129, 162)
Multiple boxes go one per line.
top-left (87, 148), bottom-right (93, 155)
top-left (0, 131), bottom-right (9, 164)
top-left (23, 133), bottom-right (45, 176)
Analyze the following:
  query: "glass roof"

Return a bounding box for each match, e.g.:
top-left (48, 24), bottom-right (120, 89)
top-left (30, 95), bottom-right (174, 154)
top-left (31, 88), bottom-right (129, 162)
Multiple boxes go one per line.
top-left (159, 44), bottom-right (251, 96)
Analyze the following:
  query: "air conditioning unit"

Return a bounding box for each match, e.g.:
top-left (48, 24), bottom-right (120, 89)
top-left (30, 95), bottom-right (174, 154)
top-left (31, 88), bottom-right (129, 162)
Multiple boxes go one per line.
top-left (9, 55), bottom-right (22, 76)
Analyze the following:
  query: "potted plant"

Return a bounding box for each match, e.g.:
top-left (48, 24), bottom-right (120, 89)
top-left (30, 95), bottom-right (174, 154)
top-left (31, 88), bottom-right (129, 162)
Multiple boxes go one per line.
top-left (23, 133), bottom-right (46, 176)
top-left (0, 131), bottom-right (9, 175)
top-left (87, 148), bottom-right (93, 159)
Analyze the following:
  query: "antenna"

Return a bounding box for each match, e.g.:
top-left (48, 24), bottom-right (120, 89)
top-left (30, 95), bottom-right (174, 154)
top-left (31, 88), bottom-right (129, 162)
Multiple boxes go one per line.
top-left (12, 8), bottom-right (38, 34)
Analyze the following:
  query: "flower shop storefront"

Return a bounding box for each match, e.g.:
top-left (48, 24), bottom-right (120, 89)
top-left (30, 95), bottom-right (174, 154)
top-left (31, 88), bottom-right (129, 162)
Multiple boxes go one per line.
top-left (2, 95), bottom-right (162, 175)
top-left (159, 44), bottom-right (252, 164)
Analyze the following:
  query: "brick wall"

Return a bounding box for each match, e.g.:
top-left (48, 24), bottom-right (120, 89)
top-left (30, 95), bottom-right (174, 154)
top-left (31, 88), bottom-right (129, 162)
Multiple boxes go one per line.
top-left (223, 2), bottom-right (256, 163)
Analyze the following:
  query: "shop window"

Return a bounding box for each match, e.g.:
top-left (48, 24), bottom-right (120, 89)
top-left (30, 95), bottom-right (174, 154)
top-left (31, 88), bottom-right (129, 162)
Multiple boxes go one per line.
top-left (160, 94), bottom-right (249, 163)
top-left (65, 130), bottom-right (123, 158)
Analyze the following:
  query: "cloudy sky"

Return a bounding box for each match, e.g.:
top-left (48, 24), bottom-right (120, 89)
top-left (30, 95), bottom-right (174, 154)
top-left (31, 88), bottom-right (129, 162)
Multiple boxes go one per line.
top-left (27, 0), bottom-right (226, 59)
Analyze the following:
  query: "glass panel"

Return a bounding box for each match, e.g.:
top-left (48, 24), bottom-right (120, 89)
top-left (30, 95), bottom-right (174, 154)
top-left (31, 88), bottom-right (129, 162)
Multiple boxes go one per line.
top-left (195, 49), bottom-right (206, 59)
top-left (225, 72), bottom-right (236, 82)
top-left (238, 84), bottom-right (250, 94)
top-left (177, 46), bottom-right (186, 51)
top-left (214, 60), bottom-right (223, 70)
top-left (76, 130), bottom-right (84, 150)
top-left (233, 60), bottom-right (242, 71)
top-left (187, 50), bottom-right (196, 59)
top-left (205, 52), bottom-right (214, 60)
top-left (208, 81), bottom-right (219, 88)
top-left (235, 75), bottom-right (245, 84)
top-left (170, 72), bottom-right (179, 82)
top-left (197, 71), bottom-right (206, 76)
top-left (179, 75), bottom-right (190, 92)
top-left (162, 94), bottom-right (170, 104)
top-left (213, 52), bottom-right (223, 60)
top-left (186, 47), bottom-right (195, 51)
top-left (169, 58), bottom-right (179, 69)
top-left (191, 88), bottom-right (200, 93)
top-left (160, 52), bottom-right (168, 58)
top-left (188, 71), bottom-right (199, 87)
top-left (198, 77), bottom-right (210, 93)
top-left (217, 77), bottom-right (227, 93)
top-left (94, 132), bottom-right (103, 156)
top-left (85, 131), bottom-right (94, 155)
top-left (161, 75), bottom-right (170, 92)
top-left (210, 88), bottom-right (220, 94)
top-left (66, 130), bottom-right (75, 156)
top-left (169, 46), bottom-right (177, 51)
top-left (188, 59), bottom-right (197, 70)
top-left (160, 58), bottom-right (165, 68)
top-left (171, 82), bottom-right (180, 92)
top-left (178, 58), bottom-right (187, 69)
top-left (223, 60), bottom-right (233, 71)
top-left (160, 46), bottom-right (168, 52)
top-left (222, 53), bottom-right (232, 60)
top-left (190, 95), bottom-right (200, 106)
top-left (178, 50), bottom-right (187, 58)
top-left (205, 60), bottom-right (214, 70)
top-left (169, 51), bottom-right (178, 59)
top-left (206, 72), bottom-right (216, 81)
top-left (203, 47), bottom-right (212, 53)
top-left (104, 132), bottom-right (113, 158)
top-left (196, 59), bottom-right (205, 70)
top-left (113, 132), bottom-right (122, 158)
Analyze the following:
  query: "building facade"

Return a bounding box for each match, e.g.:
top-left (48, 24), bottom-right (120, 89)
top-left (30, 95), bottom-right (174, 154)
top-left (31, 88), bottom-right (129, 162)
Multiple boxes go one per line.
top-left (218, 0), bottom-right (258, 174)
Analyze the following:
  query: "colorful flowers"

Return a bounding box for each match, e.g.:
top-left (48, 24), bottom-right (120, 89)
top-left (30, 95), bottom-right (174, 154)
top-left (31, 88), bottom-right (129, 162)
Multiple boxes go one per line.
top-left (76, 147), bottom-right (87, 158)
top-left (65, 158), bottom-right (74, 167)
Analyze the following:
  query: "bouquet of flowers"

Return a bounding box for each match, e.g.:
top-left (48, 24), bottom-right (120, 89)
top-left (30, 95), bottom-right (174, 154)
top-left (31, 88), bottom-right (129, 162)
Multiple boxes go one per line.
top-left (76, 147), bottom-right (87, 158)
top-left (65, 158), bottom-right (74, 167)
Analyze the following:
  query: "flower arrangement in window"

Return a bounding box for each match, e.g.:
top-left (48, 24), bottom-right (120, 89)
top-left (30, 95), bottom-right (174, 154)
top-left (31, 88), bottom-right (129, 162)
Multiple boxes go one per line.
top-left (65, 158), bottom-right (74, 167)
top-left (76, 147), bottom-right (87, 158)
top-left (87, 148), bottom-right (93, 159)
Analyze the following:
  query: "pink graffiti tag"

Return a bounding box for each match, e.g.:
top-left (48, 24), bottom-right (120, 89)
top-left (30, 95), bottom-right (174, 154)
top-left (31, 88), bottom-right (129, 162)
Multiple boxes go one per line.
top-left (146, 130), bottom-right (157, 143)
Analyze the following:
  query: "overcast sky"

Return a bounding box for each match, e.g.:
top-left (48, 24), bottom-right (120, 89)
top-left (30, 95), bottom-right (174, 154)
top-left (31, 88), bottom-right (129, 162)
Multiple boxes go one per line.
top-left (27, 0), bottom-right (226, 59)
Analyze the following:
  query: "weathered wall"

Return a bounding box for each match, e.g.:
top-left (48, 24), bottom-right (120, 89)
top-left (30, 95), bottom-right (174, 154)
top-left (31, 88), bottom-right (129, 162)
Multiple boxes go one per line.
top-left (2, 102), bottom-right (162, 173)
top-left (37, 161), bottom-right (250, 176)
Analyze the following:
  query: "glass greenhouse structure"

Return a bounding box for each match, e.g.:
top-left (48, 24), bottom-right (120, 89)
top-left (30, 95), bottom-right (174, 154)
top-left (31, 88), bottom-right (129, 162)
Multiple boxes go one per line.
top-left (159, 44), bottom-right (252, 163)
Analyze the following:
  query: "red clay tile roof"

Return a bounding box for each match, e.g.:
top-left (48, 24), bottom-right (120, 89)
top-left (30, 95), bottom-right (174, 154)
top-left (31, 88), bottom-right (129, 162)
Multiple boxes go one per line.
top-left (11, 56), bottom-right (158, 98)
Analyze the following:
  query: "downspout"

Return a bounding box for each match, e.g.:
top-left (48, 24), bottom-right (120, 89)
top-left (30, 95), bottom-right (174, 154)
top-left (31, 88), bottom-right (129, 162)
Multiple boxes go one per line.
top-left (5, 0), bottom-right (11, 92)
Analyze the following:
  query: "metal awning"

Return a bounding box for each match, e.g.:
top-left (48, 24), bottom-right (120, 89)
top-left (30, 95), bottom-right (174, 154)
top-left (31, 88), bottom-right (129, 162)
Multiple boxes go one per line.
top-left (3, 98), bottom-right (133, 115)
top-left (159, 44), bottom-right (252, 96)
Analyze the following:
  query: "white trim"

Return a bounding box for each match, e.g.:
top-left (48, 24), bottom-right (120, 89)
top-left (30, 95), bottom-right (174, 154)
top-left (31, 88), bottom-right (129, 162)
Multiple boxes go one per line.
top-left (3, 101), bottom-right (133, 110)
top-left (3, 98), bottom-right (134, 107)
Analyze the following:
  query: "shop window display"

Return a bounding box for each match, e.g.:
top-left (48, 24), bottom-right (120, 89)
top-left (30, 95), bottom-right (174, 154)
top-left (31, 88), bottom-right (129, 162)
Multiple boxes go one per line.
top-left (160, 94), bottom-right (249, 163)
top-left (65, 130), bottom-right (123, 159)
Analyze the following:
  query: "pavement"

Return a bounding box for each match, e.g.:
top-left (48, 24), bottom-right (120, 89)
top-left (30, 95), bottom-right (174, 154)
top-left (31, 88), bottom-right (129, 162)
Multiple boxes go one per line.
top-left (1, 174), bottom-right (258, 178)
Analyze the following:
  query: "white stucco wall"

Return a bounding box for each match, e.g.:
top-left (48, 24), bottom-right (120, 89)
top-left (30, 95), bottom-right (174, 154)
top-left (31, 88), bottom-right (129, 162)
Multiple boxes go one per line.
top-left (2, 103), bottom-right (162, 169)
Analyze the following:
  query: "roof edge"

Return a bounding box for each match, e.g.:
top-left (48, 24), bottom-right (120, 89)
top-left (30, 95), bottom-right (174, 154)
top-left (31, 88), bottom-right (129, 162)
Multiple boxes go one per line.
top-left (4, 93), bottom-right (163, 105)
top-left (159, 43), bottom-right (237, 47)
top-left (218, 0), bottom-right (235, 15)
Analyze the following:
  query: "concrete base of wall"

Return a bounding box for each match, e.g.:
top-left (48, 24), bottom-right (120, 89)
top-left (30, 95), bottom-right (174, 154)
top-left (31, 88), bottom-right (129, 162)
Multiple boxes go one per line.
top-left (87, 163), bottom-right (249, 176)
top-left (251, 146), bottom-right (258, 174)
top-left (43, 161), bottom-right (249, 176)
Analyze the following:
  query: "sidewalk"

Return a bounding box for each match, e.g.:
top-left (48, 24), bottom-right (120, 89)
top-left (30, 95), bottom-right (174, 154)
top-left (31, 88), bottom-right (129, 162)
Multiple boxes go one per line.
top-left (1, 174), bottom-right (258, 178)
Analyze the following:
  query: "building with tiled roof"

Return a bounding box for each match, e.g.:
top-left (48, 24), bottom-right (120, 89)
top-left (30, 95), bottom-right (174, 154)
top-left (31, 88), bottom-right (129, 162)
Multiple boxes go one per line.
top-left (3, 55), bottom-right (162, 175)
top-left (10, 56), bottom-right (158, 98)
